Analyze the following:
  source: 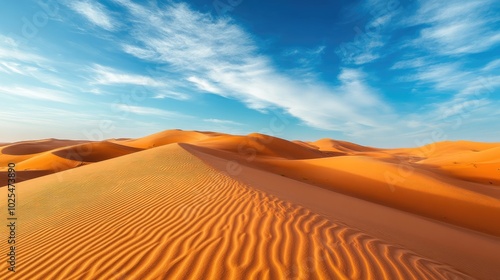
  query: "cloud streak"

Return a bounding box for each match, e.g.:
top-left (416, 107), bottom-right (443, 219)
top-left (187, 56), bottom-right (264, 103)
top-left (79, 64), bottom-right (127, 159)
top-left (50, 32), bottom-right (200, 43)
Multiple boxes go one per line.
top-left (68, 0), bottom-right (116, 31)
top-left (0, 86), bottom-right (74, 103)
top-left (408, 0), bottom-right (500, 55)
top-left (91, 64), bottom-right (165, 87)
top-left (204, 119), bottom-right (243, 126)
top-left (113, 104), bottom-right (187, 119)
top-left (114, 1), bottom-right (391, 134)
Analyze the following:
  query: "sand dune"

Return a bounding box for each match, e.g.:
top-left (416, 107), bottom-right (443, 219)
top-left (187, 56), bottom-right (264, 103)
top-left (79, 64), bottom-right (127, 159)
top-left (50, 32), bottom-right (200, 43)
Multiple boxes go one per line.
top-left (51, 141), bottom-right (142, 162)
top-left (195, 133), bottom-right (329, 159)
top-left (0, 144), bottom-right (478, 279)
top-left (0, 141), bottom-right (141, 184)
top-left (4, 130), bottom-right (498, 191)
top-left (187, 144), bottom-right (500, 279)
top-left (1, 139), bottom-right (88, 156)
top-left (416, 146), bottom-right (500, 185)
top-left (267, 156), bottom-right (500, 235)
top-left (311, 138), bottom-right (380, 153)
top-left (0, 139), bottom-right (88, 167)
top-left (182, 141), bottom-right (500, 236)
top-left (116, 129), bottom-right (221, 149)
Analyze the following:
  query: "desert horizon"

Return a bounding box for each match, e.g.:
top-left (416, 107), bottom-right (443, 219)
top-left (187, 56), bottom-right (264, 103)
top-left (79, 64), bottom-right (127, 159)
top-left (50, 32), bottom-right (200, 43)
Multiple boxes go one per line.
top-left (1, 129), bottom-right (499, 279)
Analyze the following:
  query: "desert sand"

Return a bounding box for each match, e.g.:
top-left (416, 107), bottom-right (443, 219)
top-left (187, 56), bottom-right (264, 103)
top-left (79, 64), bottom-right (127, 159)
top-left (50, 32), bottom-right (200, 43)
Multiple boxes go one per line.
top-left (1, 130), bottom-right (499, 279)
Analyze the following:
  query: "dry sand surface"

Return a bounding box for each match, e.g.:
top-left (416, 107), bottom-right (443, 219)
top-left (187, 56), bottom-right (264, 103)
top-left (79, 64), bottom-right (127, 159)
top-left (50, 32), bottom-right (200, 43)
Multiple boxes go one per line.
top-left (0, 130), bottom-right (499, 279)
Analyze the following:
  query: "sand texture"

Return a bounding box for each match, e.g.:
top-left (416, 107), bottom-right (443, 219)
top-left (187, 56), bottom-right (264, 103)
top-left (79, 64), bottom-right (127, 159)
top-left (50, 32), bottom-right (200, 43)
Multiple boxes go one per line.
top-left (1, 130), bottom-right (499, 279)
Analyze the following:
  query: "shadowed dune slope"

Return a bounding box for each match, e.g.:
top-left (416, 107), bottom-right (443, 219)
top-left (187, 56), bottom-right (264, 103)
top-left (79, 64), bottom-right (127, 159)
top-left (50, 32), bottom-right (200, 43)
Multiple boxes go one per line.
top-left (0, 144), bottom-right (475, 280)
top-left (0, 142), bottom-right (141, 184)
top-left (116, 129), bottom-right (223, 149)
top-left (269, 156), bottom-right (500, 236)
top-left (0, 139), bottom-right (88, 167)
top-left (185, 143), bottom-right (500, 237)
top-left (195, 133), bottom-right (329, 159)
top-left (51, 141), bottom-right (142, 162)
top-left (14, 142), bottom-right (140, 171)
top-left (1, 139), bottom-right (89, 155)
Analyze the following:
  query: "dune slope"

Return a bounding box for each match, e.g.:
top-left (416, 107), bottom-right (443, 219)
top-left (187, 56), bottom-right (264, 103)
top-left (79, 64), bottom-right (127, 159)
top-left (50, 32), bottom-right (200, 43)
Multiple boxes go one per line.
top-left (0, 144), bottom-right (474, 280)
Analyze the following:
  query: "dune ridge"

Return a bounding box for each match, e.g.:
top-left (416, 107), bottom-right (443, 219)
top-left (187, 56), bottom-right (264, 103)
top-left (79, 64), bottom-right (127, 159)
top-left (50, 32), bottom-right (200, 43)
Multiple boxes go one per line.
top-left (1, 130), bottom-right (499, 236)
top-left (0, 144), bottom-right (475, 279)
top-left (179, 140), bottom-right (500, 237)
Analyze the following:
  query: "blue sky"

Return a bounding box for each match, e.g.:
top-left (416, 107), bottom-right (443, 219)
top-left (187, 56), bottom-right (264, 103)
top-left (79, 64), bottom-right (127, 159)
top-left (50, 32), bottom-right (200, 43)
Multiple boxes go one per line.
top-left (0, 0), bottom-right (499, 147)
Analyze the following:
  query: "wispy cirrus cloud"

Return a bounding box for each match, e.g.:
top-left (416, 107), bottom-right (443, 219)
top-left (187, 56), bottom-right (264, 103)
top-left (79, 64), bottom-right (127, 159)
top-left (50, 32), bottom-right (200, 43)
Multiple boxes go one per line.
top-left (0, 86), bottom-right (74, 103)
top-left (89, 64), bottom-right (189, 100)
top-left (387, 0), bottom-right (500, 136)
top-left (114, 1), bottom-right (391, 134)
top-left (482, 59), bottom-right (500, 72)
top-left (407, 0), bottom-right (500, 55)
top-left (68, 0), bottom-right (116, 31)
top-left (113, 104), bottom-right (187, 119)
top-left (204, 119), bottom-right (243, 126)
top-left (0, 35), bottom-right (77, 90)
top-left (0, 35), bottom-right (46, 64)
top-left (336, 0), bottom-right (402, 65)
top-left (91, 64), bottom-right (164, 87)
top-left (186, 76), bottom-right (221, 94)
top-left (406, 62), bottom-right (469, 91)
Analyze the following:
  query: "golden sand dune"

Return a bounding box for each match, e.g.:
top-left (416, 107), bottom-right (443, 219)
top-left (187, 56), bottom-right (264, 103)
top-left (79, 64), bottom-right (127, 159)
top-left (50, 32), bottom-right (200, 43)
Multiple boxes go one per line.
top-left (310, 138), bottom-right (379, 153)
top-left (187, 144), bottom-right (500, 279)
top-left (0, 141), bottom-right (141, 184)
top-left (181, 138), bottom-right (500, 236)
top-left (255, 155), bottom-right (500, 236)
top-left (416, 140), bottom-right (500, 158)
top-left (1, 139), bottom-right (88, 156)
top-left (0, 139), bottom-right (88, 166)
top-left (195, 133), bottom-right (329, 159)
top-left (416, 146), bottom-right (500, 185)
top-left (1, 130), bottom-right (499, 233)
top-left (50, 141), bottom-right (142, 163)
top-left (4, 130), bottom-right (498, 190)
top-left (116, 129), bottom-right (222, 149)
top-left (0, 144), bottom-right (480, 279)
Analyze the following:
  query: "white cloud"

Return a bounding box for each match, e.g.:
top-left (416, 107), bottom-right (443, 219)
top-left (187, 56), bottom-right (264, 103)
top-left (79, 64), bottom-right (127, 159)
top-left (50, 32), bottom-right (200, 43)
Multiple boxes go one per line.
top-left (0, 62), bottom-right (27, 75)
top-left (336, 0), bottom-right (400, 65)
top-left (456, 75), bottom-right (500, 98)
top-left (204, 119), bottom-right (243, 126)
top-left (153, 91), bottom-right (189, 100)
top-left (482, 59), bottom-right (500, 72)
top-left (408, 62), bottom-right (470, 91)
top-left (68, 0), bottom-right (116, 31)
top-left (389, 0), bottom-right (500, 135)
top-left (0, 38), bottom-right (45, 63)
top-left (122, 44), bottom-right (156, 60)
top-left (408, 0), bottom-right (500, 55)
top-left (113, 1), bottom-right (391, 134)
top-left (391, 57), bottom-right (427, 70)
top-left (0, 86), bottom-right (74, 103)
top-left (187, 76), bottom-right (221, 94)
top-left (113, 104), bottom-right (186, 118)
top-left (91, 64), bottom-right (164, 87)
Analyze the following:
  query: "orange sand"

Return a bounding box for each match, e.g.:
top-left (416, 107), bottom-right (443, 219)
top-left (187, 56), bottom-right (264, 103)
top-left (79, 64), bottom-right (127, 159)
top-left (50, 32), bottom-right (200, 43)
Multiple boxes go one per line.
top-left (0, 130), bottom-right (499, 279)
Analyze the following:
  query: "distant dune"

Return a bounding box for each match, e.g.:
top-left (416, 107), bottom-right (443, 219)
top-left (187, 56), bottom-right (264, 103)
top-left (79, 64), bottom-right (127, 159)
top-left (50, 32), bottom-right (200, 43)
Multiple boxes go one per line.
top-left (1, 129), bottom-right (499, 279)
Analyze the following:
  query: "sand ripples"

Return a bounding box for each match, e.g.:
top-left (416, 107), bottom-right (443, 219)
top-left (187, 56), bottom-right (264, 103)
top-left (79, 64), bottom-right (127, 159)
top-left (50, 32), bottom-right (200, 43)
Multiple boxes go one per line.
top-left (0, 144), bottom-right (472, 279)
